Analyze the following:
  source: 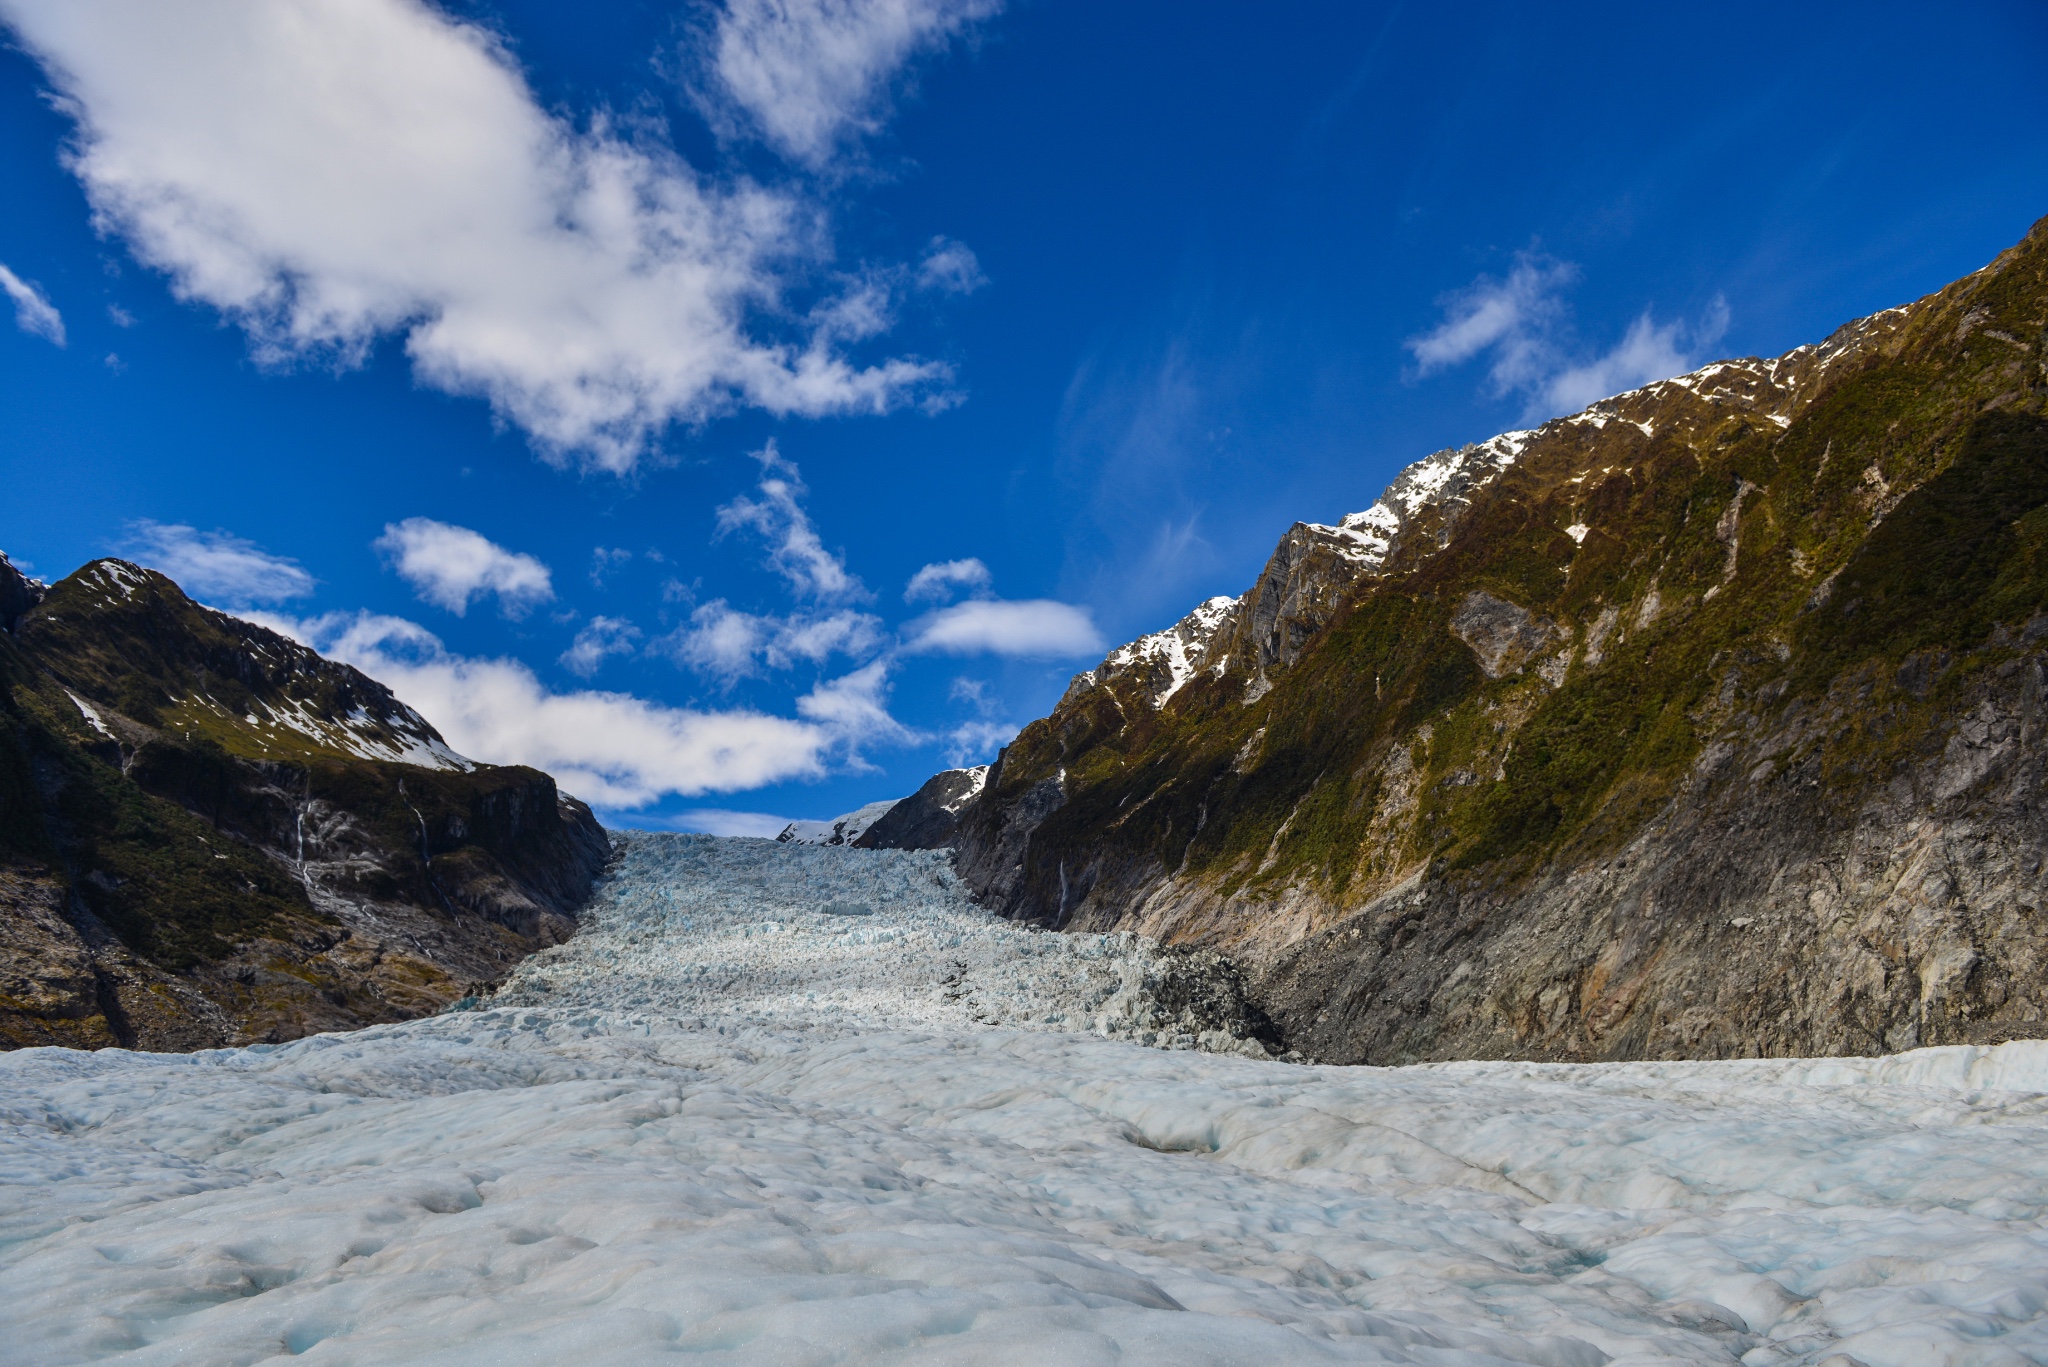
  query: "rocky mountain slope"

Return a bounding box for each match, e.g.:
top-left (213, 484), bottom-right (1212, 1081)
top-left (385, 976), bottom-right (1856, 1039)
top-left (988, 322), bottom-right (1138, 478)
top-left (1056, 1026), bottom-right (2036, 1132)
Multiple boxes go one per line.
top-left (0, 556), bottom-right (610, 1050)
top-left (873, 213), bottom-right (2048, 1064)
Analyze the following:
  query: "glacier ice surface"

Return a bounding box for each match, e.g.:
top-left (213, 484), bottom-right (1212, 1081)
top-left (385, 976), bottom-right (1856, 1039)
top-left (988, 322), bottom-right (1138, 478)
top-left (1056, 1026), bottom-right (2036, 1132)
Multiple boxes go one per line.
top-left (7, 833), bottom-right (2048, 1366)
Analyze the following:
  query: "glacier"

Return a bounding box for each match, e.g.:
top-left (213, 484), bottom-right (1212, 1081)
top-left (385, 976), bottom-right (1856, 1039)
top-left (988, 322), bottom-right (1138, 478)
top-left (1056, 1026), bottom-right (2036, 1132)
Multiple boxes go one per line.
top-left (7, 834), bottom-right (2048, 1366)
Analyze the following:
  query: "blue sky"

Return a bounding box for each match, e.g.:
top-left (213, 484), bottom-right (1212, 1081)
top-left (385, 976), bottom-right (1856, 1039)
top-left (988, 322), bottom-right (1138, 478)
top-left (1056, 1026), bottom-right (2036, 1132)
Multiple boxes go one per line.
top-left (1, 0), bottom-right (2044, 832)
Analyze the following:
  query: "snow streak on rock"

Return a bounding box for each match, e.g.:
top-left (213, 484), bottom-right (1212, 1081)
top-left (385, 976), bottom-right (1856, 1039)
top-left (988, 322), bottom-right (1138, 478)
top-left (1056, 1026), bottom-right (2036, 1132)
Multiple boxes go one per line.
top-left (1067, 595), bottom-right (1241, 709)
top-left (7, 835), bottom-right (2048, 1365)
top-left (1325, 428), bottom-right (1536, 566)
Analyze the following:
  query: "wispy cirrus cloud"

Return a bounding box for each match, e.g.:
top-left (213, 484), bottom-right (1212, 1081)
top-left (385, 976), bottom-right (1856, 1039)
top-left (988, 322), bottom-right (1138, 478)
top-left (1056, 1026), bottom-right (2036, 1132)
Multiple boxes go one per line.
top-left (0, 262), bottom-right (64, 345)
top-left (559, 615), bottom-right (642, 678)
top-left (1407, 250), bottom-right (1728, 422)
top-left (917, 237), bottom-right (986, 295)
top-left (794, 657), bottom-right (914, 750)
top-left (0, 0), bottom-right (969, 470)
top-left (944, 719), bottom-right (1016, 765)
top-left (375, 518), bottom-right (553, 618)
top-left (903, 556), bottom-right (990, 603)
top-left (699, 0), bottom-right (1003, 168)
top-left (124, 520), bottom-right (313, 604)
top-left (716, 442), bottom-right (867, 600)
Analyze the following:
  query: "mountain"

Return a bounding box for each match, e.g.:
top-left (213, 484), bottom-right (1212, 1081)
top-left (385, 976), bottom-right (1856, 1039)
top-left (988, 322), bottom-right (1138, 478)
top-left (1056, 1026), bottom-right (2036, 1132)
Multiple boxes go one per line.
top-left (853, 765), bottom-right (989, 850)
top-left (777, 798), bottom-right (902, 847)
top-left (871, 213), bottom-right (2048, 1065)
top-left (0, 556), bottom-right (610, 1050)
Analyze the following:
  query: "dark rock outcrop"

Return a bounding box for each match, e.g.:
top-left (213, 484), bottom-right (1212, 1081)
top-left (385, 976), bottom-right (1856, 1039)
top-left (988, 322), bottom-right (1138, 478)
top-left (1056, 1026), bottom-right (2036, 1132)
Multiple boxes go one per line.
top-left (855, 766), bottom-right (988, 851)
top-left (0, 552), bottom-right (45, 634)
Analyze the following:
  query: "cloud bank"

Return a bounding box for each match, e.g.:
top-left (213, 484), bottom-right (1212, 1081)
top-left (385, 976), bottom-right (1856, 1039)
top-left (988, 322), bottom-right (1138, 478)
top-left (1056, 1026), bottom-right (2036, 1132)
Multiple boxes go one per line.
top-left (376, 518), bottom-right (554, 618)
top-left (0, 0), bottom-right (959, 470)
top-left (654, 808), bottom-right (794, 838)
top-left (279, 610), bottom-right (901, 807)
top-left (1408, 251), bottom-right (1728, 421)
top-left (0, 263), bottom-right (64, 345)
top-left (125, 521), bottom-right (314, 604)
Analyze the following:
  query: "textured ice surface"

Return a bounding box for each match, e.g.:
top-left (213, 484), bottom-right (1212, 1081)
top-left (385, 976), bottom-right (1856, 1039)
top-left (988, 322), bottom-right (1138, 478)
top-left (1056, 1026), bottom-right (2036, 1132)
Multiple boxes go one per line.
top-left (9, 835), bottom-right (2048, 1366)
top-left (492, 834), bottom-right (1271, 1054)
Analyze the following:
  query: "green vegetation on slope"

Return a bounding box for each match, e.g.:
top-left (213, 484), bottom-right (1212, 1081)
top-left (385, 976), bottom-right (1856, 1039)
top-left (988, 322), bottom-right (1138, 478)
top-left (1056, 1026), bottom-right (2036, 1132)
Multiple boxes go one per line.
top-left (973, 215), bottom-right (2048, 925)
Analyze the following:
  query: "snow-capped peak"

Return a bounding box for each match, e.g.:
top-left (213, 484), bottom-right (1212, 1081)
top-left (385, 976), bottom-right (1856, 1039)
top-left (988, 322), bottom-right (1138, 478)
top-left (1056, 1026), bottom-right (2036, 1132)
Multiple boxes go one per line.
top-left (937, 764), bottom-right (990, 814)
top-left (778, 798), bottom-right (902, 847)
top-left (1070, 595), bottom-right (1242, 710)
top-left (1315, 429), bottom-right (1536, 570)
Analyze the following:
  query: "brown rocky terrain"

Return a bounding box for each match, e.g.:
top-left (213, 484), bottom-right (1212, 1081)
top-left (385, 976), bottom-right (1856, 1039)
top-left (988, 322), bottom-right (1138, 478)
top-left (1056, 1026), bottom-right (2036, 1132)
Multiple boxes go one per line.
top-left (0, 556), bottom-right (611, 1050)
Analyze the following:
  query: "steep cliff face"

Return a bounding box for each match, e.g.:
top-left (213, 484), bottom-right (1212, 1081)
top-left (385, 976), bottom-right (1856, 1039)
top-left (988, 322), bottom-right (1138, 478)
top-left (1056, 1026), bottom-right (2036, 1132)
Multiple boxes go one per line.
top-left (0, 558), bottom-right (611, 1050)
top-left (879, 214), bottom-right (2048, 1064)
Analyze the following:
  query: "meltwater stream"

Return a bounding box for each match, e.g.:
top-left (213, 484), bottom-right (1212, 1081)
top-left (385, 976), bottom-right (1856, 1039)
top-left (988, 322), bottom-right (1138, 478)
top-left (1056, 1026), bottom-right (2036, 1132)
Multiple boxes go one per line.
top-left (6, 833), bottom-right (2048, 1366)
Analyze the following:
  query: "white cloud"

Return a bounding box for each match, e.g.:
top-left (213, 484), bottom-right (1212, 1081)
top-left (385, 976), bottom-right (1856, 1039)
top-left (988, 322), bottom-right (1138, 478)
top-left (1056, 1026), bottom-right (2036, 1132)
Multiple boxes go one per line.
top-left (648, 808), bottom-right (793, 837)
top-left (903, 556), bottom-right (990, 604)
top-left (0, 0), bottom-right (951, 471)
top-left (666, 600), bottom-right (770, 682)
top-left (125, 520), bottom-right (314, 604)
top-left (376, 517), bottom-right (553, 617)
top-left (1406, 252), bottom-right (1729, 423)
top-left (716, 442), bottom-right (866, 600)
top-left (282, 610), bottom-right (906, 806)
top-left (0, 263), bottom-right (64, 345)
top-left (795, 657), bottom-right (914, 748)
top-left (703, 0), bottom-right (1003, 167)
top-left (1406, 252), bottom-right (1576, 386)
top-left (773, 609), bottom-right (885, 665)
top-left (560, 614), bottom-right (642, 677)
top-left (905, 598), bottom-right (1103, 657)
top-left (662, 599), bottom-right (883, 683)
top-left (917, 237), bottom-right (985, 295)
top-left (944, 718), bottom-right (1015, 765)
top-left (589, 546), bottom-right (632, 588)
top-left (1538, 297), bottom-right (1730, 415)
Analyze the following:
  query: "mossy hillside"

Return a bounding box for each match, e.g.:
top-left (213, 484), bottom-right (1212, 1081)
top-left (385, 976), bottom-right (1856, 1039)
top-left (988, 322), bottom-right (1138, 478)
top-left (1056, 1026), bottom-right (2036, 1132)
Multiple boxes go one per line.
top-left (0, 634), bottom-right (320, 970)
top-left (4, 558), bottom-right (604, 992)
top-left (20, 563), bottom-right (437, 768)
top-left (986, 215), bottom-right (2048, 924)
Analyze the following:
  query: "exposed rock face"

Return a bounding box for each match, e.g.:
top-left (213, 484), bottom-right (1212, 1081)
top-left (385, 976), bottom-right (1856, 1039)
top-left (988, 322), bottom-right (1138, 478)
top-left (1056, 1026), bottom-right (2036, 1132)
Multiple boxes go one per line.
top-left (0, 560), bottom-right (611, 1050)
top-left (854, 766), bottom-right (988, 850)
top-left (1448, 590), bottom-right (1565, 679)
top-left (0, 553), bottom-right (45, 633)
top-left (872, 213), bottom-right (2048, 1064)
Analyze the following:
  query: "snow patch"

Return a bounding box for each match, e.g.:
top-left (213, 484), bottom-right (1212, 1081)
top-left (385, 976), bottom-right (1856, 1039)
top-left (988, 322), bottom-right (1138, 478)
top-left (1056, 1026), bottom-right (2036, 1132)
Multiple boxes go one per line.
top-left (63, 690), bottom-right (115, 740)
